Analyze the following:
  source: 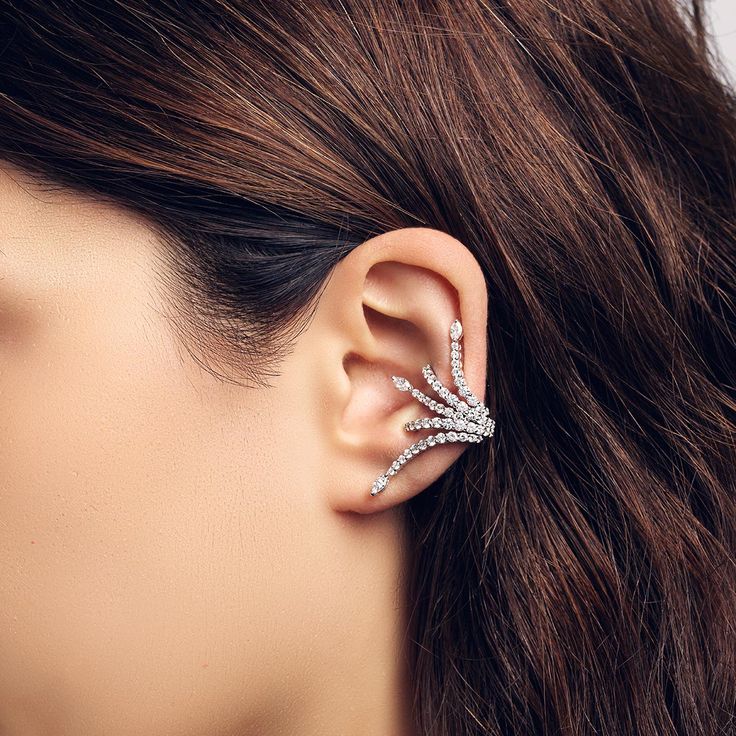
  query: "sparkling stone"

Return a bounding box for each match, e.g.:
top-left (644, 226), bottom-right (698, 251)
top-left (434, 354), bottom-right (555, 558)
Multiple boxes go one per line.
top-left (388, 467), bottom-right (396, 475)
top-left (450, 320), bottom-right (463, 341)
top-left (418, 440), bottom-right (427, 450)
top-left (392, 376), bottom-right (411, 391)
top-left (427, 436), bottom-right (436, 446)
top-left (448, 431), bottom-right (458, 441)
top-left (392, 461), bottom-right (400, 470)
top-left (398, 455), bottom-right (406, 464)
top-left (437, 433), bottom-right (446, 443)
top-left (421, 418), bottom-right (431, 428)
top-left (372, 475), bottom-right (388, 494)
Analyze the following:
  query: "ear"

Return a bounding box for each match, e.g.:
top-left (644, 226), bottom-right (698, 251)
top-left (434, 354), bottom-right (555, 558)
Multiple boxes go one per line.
top-left (303, 226), bottom-right (490, 515)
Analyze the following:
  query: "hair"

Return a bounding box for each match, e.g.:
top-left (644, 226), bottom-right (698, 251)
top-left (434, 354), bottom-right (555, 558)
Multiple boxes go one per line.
top-left (1, 1), bottom-right (734, 733)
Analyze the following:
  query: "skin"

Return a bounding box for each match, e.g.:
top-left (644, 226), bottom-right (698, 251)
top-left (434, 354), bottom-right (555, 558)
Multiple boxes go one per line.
top-left (0, 161), bottom-right (488, 736)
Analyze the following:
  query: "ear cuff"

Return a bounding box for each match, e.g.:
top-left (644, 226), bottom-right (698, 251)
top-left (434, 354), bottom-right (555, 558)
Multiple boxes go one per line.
top-left (370, 318), bottom-right (495, 496)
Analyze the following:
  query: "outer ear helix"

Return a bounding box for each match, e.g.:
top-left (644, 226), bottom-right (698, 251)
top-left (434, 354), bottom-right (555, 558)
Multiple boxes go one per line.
top-left (370, 318), bottom-right (495, 496)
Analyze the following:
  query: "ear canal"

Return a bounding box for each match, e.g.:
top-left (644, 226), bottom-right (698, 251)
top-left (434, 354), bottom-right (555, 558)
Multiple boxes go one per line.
top-left (369, 318), bottom-right (495, 497)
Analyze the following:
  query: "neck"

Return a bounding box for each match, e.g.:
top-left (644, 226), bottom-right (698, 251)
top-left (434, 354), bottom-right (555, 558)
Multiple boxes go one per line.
top-left (263, 506), bottom-right (418, 736)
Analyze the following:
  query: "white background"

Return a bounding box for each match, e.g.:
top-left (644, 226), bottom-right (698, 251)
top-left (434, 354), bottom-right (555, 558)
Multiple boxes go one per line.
top-left (709, 0), bottom-right (736, 87)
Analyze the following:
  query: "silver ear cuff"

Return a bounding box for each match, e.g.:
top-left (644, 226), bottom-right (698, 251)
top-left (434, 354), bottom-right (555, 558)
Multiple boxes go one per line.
top-left (370, 318), bottom-right (495, 496)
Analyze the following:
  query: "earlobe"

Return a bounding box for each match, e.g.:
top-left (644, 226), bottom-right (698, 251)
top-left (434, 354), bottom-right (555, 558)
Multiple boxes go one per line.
top-left (307, 226), bottom-right (493, 515)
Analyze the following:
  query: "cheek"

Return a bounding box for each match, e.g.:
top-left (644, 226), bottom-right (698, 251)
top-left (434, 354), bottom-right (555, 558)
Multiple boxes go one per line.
top-left (0, 280), bottom-right (311, 728)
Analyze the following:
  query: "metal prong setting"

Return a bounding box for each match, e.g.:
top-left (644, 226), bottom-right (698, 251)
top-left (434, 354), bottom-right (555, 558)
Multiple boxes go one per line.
top-left (370, 318), bottom-right (495, 496)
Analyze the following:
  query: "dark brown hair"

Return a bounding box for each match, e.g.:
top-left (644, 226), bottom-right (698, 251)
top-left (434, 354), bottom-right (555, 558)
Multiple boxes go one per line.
top-left (1, 1), bottom-right (734, 733)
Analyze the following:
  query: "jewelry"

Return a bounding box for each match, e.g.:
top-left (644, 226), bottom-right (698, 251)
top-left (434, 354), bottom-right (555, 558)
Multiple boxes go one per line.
top-left (370, 318), bottom-right (495, 496)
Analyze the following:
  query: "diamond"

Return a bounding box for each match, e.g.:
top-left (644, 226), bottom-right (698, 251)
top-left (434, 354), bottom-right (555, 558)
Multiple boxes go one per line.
top-left (392, 376), bottom-right (411, 391)
top-left (450, 320), bottom-right (463, 341)
top-left (371, 475), bottom-right (388, 495)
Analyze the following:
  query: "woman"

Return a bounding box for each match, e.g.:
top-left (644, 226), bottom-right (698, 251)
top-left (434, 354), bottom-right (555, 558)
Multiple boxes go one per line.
top-left (0, 1), bottom-right (733, 734)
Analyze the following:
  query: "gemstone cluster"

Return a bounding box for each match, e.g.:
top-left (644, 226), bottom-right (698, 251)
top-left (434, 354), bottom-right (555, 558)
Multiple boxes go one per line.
top-left (370, 318), bottom-right (495, 496)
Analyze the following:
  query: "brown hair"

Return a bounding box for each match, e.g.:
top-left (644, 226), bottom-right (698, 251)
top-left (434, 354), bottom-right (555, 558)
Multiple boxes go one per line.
top-left (1, 1), bottom-right (734, 733)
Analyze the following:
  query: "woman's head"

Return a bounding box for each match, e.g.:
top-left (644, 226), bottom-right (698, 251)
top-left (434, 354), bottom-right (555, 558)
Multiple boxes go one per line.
top-left (0, 1), bottom-right (734, 735)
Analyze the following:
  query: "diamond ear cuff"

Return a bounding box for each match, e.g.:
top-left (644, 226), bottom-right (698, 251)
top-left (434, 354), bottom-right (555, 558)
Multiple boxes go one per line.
top-left (370, 318), bottom-right (495, 496)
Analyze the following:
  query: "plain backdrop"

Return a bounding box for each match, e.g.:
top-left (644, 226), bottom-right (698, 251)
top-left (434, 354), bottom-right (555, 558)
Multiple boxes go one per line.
top-left (709, 0), bottom-right (736, 87)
